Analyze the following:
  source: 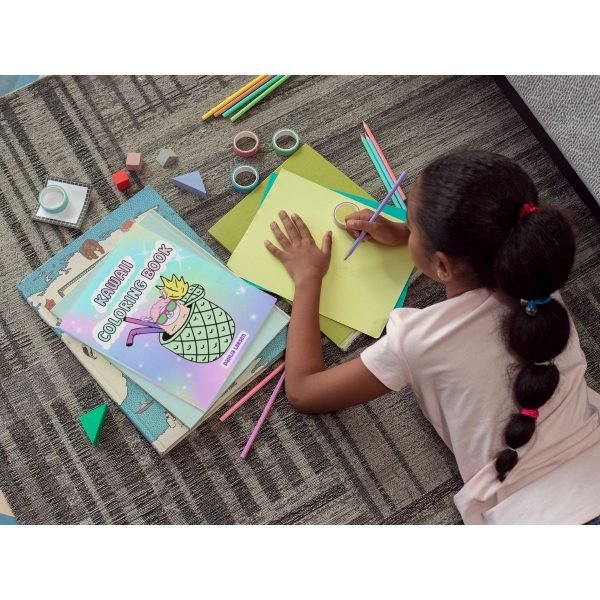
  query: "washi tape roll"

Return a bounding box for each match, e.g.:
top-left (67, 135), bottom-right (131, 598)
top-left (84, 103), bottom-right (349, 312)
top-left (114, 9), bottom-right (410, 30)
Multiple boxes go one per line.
top-left (231, 165), bottom-right (260, 193)
top-left (38, 185), bottom-right (69, 213)
top-left (272, 128), bottom-right (300, 157)
top-left (333, 202), bottom-right (359, 229)
top-left (233, 130), bottom-right (261, 158)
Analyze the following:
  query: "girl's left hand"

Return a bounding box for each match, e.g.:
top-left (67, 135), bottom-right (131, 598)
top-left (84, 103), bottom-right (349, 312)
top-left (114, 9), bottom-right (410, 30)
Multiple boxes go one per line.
top-left (265, 211), bottom-right (332, 286)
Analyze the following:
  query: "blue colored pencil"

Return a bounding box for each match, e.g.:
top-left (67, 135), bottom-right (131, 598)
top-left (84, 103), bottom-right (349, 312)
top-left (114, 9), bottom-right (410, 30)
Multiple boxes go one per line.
top-left (222, 75), bottom-right (285, 118)
top-left (360, 134), bottom-right (403, 209)
top-left (344, 172), bottom-right (407, 261)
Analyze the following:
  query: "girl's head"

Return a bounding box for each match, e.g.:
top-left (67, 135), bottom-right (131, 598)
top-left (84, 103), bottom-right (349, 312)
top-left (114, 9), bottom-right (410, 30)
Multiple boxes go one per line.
top-left (408, 150), bottom-right (576, 481)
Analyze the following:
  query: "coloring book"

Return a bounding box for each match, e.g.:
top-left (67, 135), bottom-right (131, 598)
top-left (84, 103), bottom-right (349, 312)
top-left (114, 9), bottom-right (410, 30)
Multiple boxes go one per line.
top-left (55, 222), bottom-right (276, 411)
top-left (52, 209), bottom-right (289, 429)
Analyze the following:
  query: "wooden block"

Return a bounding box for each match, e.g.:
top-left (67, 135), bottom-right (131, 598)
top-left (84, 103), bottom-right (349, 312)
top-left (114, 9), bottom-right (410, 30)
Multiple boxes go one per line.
top-left (80, 403), bottom-right (109, 446)
top-left (126, 152), bottom-right (142, 171)
top-left (156, 148), bottom-right (178, 168)
top-left (112, 170), bottom-right (131, 191)
top-left (172, 171), bottom-right (207, 198)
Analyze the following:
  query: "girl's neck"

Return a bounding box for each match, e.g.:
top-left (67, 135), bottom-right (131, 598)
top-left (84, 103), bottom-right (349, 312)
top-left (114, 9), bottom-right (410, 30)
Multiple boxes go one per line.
top-left (444, 277), bottom-right (483, 299)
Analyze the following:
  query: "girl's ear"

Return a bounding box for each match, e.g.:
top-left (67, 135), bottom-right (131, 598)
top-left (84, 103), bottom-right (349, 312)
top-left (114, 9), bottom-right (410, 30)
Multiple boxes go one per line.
top-left (433, 251), bottom-right (453, 282)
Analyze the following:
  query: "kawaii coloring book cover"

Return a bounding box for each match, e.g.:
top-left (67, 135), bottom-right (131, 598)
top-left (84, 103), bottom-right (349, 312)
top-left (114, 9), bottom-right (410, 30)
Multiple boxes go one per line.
top-left (55, 222), bottom-right (276, 410)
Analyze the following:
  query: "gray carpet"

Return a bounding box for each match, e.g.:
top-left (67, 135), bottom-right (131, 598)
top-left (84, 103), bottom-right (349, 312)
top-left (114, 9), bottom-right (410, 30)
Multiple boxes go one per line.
top-left (1, 75), bottom-right (599, 524)
top-left (507, 76), bottom-right (600, 204)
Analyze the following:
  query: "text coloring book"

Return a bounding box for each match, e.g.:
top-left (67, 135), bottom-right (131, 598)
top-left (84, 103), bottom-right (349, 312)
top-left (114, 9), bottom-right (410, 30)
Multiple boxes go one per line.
top-left (55, 222), bottom-right (276, 410)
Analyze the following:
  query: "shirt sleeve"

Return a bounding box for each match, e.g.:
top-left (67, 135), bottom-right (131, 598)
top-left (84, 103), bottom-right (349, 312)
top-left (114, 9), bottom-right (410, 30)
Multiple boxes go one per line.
top-left (360, 308), bottom-right (418, 391)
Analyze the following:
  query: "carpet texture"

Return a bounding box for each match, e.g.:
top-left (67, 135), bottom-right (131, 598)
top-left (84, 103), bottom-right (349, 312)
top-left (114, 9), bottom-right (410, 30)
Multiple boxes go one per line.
top-left (0, 75), bottom-right (599, 524)
top-left (507, 75), bottom-right (600, 204)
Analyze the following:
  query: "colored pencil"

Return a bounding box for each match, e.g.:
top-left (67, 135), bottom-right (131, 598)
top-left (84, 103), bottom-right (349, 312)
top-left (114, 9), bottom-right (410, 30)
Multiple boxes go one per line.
top-left (361, 134), bottom-right (402, 209)
top-left (222, 75), bottom-right (285, 118)
top-left (363, 135), bottom-right (404, 208)
top-left (214, 75), bottom-right (274, 117)
top-left (240, 371), bottom-right (286, 459)
top-left (201, 75), bottom-right (266, 120)
top-left (344, 172), bottom-right (407, 261)
top-left (362, 121), bottom-right (408, 204)
top-left (219, 362), bottom-right (285, 422)
top-left (230, 76), bottom-right (291, 122)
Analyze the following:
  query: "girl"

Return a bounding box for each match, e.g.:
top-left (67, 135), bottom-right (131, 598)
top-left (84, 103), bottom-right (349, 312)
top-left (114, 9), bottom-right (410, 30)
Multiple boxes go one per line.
top-left (264, 150), bottom-right (600, 525)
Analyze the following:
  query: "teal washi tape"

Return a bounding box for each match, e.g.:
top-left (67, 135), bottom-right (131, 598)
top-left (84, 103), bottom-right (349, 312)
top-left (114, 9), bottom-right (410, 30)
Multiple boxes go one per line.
top-left (272, 128), bottom-right (300, 157)
top-left (38, 185), bottom-right (69, 213)
top-left (231, 165), bottom-right (260, 193)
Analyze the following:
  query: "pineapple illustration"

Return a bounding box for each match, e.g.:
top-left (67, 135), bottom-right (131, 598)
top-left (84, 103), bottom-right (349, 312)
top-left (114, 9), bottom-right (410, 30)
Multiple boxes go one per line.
top-left (124, 274), bottom-right (235, 363)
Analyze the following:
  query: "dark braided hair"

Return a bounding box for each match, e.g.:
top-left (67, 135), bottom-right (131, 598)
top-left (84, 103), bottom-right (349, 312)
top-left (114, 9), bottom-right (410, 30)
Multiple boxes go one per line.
top-left (412, 150), bottom-right (575, 482)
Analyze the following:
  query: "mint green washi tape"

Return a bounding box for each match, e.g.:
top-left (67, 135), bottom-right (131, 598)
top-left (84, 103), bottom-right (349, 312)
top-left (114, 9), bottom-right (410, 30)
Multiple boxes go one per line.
top-left (272, 128), bottom-right (300, 157)
top-left (231, 165), bottom-right (260, 193)
top-left (38, 185), bottom-right (69, 213)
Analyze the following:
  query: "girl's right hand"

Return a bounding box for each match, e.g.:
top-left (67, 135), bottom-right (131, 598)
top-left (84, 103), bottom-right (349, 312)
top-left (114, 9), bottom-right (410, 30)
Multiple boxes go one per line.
top-left (345, 209), bottom-right (409, 246)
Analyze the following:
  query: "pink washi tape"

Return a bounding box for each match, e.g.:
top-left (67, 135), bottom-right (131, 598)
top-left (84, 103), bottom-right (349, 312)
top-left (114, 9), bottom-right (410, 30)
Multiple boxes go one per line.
top-left (233, 130), bottom-right (260, 158)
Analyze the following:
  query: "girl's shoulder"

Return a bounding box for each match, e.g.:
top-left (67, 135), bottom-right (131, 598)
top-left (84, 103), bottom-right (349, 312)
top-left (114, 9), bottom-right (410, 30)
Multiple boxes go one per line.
top-left (389, 287), bottom-right (496, 329)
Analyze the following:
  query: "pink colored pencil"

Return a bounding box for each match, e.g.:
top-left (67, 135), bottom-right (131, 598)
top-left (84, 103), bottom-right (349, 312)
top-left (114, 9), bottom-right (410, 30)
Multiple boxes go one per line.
top-left (362, 121), bottom-right (407, 202)
top-left (214, 75), bottom-right (274, 117)
top-left (220, 362), bottom-right (285, 422)
top-left (240, 371), bottom-right (285, 459)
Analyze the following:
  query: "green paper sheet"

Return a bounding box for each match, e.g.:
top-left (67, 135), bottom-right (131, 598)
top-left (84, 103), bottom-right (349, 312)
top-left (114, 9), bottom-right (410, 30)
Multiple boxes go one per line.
top-left (210, 145), bottom-right (378, 347)
top-left (228, 170), bottom-right (414, 338)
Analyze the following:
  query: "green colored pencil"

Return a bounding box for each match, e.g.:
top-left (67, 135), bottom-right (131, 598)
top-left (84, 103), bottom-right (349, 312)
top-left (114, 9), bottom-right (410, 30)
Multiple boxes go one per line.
top-left (230, 76), bottom-right (291, 122)
top-left (360, 134), bottom-right (402, 208)
top-left (222, 75), bottom-right (283, 118)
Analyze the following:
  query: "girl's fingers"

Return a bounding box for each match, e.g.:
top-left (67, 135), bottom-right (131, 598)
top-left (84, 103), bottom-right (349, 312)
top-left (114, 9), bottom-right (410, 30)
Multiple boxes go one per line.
top-left (291, 213), bottom-right (315, 243)
top-left (264, 240), bottom-right (284, 260)
top-left (278, 211), bottom-right (300, 243)
top-left (321, 230), bottom-right (333, 257)
top-left (270, 221), bottom-right (291, 249)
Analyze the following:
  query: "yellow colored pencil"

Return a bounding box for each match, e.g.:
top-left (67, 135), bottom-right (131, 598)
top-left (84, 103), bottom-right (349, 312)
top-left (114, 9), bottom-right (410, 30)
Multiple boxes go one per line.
top-left (201, 76), bottom-right (266, 120)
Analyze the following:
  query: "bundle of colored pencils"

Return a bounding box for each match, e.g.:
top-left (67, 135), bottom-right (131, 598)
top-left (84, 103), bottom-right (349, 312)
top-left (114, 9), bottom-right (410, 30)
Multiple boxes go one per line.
top-left (202, 75), bottom-right (291, 122)
top-left (360, 121), bottom-right (407, 211)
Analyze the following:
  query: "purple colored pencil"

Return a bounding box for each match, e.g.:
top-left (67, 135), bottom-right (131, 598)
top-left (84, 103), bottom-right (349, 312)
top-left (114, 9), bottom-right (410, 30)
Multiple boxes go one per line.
top-left (240, 371), bottom-right (286, 459)
top-left (344, 172), bottom-right (407, 261)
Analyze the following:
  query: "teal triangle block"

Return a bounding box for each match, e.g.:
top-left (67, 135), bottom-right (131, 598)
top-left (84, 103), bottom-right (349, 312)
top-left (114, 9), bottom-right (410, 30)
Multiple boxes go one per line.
top-left (80, 403), bottom-right (109, 446)
top-left (172, 171), bottom-right (207, 198)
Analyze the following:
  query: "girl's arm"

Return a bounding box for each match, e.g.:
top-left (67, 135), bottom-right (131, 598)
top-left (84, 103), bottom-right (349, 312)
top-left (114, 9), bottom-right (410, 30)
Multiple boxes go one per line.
top-left (265, 211), bottom-right (390, 413)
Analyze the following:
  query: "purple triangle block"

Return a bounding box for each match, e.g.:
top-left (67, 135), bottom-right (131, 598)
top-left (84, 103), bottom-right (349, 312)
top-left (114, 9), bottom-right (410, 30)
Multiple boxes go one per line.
top-left (172, 171), bottom-right (207, 198)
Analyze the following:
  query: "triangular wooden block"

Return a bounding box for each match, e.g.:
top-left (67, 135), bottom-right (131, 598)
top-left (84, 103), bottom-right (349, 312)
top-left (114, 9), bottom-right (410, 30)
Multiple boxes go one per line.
top-left (80, 403), bottom-right (109, 446)
top-left (172, 171), bottom-right (207, 198)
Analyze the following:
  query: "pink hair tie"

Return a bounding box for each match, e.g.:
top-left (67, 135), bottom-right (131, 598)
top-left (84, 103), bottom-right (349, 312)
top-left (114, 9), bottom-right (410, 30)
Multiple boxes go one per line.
top-left (518, 202), bottom-right (538, 219)
top-left (520, 408), bottom-right (539, 419)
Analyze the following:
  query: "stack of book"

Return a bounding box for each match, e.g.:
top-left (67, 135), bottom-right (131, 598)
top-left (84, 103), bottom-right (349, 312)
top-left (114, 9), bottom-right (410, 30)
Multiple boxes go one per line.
top-left (17, 187), bottom-right (288, 454)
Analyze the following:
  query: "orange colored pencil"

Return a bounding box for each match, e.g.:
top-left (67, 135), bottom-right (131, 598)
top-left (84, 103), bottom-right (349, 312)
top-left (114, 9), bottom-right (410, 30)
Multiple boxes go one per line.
top-left (201, 75), bottom-right (266, 120)
top-left (214, 76), bottom-right (274, 117)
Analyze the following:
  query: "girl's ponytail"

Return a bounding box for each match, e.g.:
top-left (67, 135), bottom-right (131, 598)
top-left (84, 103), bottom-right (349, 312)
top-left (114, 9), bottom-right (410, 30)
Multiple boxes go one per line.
top-left (414, 151), bottom-right (576, 483)
top-left (493, 203), bottom-right (575, 481)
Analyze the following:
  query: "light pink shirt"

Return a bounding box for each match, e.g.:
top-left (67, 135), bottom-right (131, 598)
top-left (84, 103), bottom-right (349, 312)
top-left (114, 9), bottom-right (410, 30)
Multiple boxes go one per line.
top-left (360, 288), bottom-right (600, 524)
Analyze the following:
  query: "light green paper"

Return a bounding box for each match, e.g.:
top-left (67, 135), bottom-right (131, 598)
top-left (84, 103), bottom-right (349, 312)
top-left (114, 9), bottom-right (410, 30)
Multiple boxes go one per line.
top-left (262, 173), bottom-right (412, 310)
top-left (208, 145), bottom-right (376, 347)
top-left (228, 170), bottom-right (414, 338)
